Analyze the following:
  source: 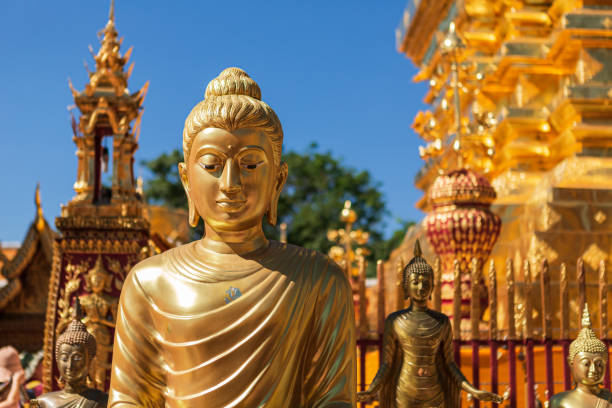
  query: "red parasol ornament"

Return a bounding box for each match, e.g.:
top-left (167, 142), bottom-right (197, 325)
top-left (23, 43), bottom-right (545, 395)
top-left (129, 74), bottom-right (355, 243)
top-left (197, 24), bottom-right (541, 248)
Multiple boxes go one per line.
top-left (424, 168), bottom-right (501, 331)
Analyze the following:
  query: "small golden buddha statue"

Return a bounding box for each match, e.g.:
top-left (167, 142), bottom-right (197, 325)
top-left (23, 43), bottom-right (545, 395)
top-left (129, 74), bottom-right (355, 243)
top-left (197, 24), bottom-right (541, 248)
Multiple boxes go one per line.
top-left (31, 301), bottom-right (108, 408)
top-left (79, 256), bottom-right (118, 390)
top-left (550, 304), bottom-right (612, 408)
top-left (357, 240), bottom-right (503, 407)
top-left (108, 67), bottom-right (356, 407)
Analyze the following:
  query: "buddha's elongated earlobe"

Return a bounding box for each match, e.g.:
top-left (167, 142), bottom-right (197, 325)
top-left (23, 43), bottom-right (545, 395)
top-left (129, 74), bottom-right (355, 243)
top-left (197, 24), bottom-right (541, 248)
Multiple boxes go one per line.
top-left (179, 162), bottom-right (200, 227)
top-left (187, 196), bottom-right (200, 228)
top-left (267, 162), bottom-right (288, 226)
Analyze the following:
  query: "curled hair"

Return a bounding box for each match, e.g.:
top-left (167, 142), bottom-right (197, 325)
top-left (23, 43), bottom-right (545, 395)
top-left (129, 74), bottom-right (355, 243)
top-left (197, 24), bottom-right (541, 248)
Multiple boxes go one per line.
top-left (56, 303), bottom-right (96, 360)
top-left (182, 67), bottom-right (283, 166)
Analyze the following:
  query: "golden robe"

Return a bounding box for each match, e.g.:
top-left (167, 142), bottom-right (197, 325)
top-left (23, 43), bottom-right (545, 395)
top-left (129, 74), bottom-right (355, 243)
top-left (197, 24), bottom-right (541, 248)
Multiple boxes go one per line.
top-left (377, 309), bottom-right (462, 408)
top-left (108, 241), bottom-right (356, 407)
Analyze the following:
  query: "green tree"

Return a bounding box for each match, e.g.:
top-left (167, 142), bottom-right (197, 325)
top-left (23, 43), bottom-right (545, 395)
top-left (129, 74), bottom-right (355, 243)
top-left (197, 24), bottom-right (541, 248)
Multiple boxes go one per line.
top-left (142, 143), bottom-right (408, 273)
top-left (142, 149), bottom-right (186, 209)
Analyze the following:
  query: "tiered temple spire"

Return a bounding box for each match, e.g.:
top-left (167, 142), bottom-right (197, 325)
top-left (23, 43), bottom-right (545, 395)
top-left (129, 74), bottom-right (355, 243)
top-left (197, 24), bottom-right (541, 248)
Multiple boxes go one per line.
top-left (65, 0), bottom-right (148, 212)
top-left (44, 1), bottom-right (151, 392)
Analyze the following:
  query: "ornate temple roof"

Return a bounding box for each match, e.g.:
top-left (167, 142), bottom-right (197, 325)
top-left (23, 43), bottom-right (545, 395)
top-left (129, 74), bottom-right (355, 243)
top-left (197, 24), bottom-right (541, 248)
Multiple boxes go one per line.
top-left (0, 185), bottom-right (55, 310)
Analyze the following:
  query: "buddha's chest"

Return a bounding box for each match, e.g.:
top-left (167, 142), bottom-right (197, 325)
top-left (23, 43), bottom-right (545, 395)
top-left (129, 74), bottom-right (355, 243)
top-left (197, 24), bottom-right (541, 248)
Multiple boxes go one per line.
top-left (152, 270), bottom-right (311, 345)
top-left (394, 314), bottom-right (444, 349)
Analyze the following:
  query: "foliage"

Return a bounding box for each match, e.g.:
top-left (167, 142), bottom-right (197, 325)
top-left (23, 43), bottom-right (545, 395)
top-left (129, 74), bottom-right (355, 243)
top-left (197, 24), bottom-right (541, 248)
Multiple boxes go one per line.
top-left (142, 149), bottom-right (186, 209)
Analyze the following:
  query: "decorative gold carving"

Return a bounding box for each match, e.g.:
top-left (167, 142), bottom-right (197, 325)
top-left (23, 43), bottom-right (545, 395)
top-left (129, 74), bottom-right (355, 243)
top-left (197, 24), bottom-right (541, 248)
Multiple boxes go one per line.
top-left (539, 204), bottom-right (561, 231)
top-left (56, 216), bottom-right (148, 231)
top-left (528, 236), bottom-right (558, 267)
top-left (582, 243), bottom-right (608, 271)
top-left (79, 256), bottom-right (119, 391)
top-left (575, 49), bottom-right (603, 85)
top-left (594, 211), bottom-right (607, 225)
top-left (59, 238), bottom-right (143, 254)
top-left (56, 258), bottom-right (91, 337)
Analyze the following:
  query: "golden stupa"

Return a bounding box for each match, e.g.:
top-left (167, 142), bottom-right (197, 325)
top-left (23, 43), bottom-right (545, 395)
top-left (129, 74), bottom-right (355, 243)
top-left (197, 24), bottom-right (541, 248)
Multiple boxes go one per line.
top-left (389, 0), bottom-right (612, 332)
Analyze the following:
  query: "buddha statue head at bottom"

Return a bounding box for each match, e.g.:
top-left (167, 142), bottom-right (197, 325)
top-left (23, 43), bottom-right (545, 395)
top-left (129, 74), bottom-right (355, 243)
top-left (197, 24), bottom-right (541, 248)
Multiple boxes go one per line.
top-left (31, 301), bottom-right (107, 408)
top-left (569, 304), bottom-right (608, 387)
top-left (178, 67), bottom-right (288, 251)
top-left (550, 304), bottom-right (612, 408)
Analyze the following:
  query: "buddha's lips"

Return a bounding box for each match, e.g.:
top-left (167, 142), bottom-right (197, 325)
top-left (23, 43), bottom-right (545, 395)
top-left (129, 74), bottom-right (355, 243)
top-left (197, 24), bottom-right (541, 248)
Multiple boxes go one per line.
top-left (216, 200), bottom-right (246, 210)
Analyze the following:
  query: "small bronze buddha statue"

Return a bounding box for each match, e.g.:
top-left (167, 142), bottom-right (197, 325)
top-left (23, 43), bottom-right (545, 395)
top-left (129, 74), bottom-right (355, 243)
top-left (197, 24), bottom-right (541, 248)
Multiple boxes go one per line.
top-left (550, 304), bottom-right (612, 408)
top-left (357, 240), bottom-right (503, 407)
top-left (108, 67), bottom-right (356, 407)
top-left (31, 301), bottom-right (107, 408)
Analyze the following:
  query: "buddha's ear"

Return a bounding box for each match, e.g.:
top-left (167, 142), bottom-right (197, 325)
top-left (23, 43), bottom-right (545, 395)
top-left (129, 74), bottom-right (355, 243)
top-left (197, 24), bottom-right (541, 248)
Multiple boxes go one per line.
top-left (267, 162), bottom-right (288, 226)
top-left (178, 162), bottom-right (200, 228)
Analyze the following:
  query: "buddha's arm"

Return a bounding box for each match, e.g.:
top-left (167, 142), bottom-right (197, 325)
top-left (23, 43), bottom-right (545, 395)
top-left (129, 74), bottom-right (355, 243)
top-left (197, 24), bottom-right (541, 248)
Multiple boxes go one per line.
top-left (362, 316), bottom-right (397, 395)
top-left (108, 270), bottom-right (165, 408)
top-left (303, 261), bottom-right (356, 408)
top-left (441, 319), bottom-right (468, 388)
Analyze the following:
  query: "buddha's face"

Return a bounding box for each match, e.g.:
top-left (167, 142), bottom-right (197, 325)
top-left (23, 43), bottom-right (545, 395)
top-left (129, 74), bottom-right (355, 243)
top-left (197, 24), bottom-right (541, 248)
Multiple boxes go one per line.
top-left (406, 272), bottom-right (433, 302)
top-left (89, 271), bottom-right (106, 293)
top-left (56, 343), bottom-right (88, 386)
top-left (181, 127), bottom-right (284, 232)
top-left (572, 352), bottom-right (606, 386)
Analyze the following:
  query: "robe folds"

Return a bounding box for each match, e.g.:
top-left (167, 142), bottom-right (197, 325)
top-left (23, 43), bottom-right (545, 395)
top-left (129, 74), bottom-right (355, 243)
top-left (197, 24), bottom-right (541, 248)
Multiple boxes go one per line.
top-left (32, 389), bottom-right (108, 408)
top-left (108, 241), bottom-right (356, 407)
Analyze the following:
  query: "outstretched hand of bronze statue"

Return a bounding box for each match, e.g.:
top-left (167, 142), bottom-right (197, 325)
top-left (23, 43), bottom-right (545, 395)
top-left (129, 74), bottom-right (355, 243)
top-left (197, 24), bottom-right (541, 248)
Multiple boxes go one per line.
top-left (466, 386), bottom-right (504, 403)
top-left (356, 390), bottom-right (375, 404)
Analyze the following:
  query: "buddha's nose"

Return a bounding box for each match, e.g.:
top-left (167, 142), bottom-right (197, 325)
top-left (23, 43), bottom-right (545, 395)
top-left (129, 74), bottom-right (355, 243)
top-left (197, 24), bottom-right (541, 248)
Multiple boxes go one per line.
top-left (220, 159), bottom-right (242, 194)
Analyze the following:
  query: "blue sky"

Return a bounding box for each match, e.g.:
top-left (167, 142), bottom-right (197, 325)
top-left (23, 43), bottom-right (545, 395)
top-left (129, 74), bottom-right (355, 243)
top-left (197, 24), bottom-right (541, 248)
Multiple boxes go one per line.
top-left (0, 1), bottom-right (428, 243)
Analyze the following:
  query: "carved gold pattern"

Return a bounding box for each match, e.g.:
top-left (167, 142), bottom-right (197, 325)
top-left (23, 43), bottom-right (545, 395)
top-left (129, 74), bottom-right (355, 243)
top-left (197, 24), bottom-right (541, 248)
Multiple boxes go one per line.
top-left (582, 243), bottom-right (608, 271)
top-left (55, 257), bottom-right (91, 337)
top-left (527, 236), bottom-right (559, 267)
top-left (539, 204), bottom-right (561, 231)
top-left (80, 256), bottom-right (120, 391)
top-left (594, 211), bottom-right (607, 225)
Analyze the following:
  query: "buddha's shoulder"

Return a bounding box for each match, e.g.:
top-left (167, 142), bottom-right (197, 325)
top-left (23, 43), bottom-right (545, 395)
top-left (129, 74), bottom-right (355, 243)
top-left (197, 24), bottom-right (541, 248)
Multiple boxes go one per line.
top-left (549, 391), bottom-right (573, 407)
top-left (122, 245), bottom-right (187, 297)
top-left (269, 241), bottom-right (347, 283)
top-left (34, 390), bottom-right (107, 407)
top-left (600, 388), bottom-right (612, 401)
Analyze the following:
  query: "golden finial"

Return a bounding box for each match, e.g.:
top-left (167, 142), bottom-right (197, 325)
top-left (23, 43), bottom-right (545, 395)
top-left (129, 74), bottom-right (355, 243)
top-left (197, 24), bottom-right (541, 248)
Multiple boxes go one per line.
top-left (109, 0), bottom-right (115, 23)
top-left (582, 303), bottom-right (592, 329)
top-left (73, 296), bottom-right (84, 321)
top-left (35, 183), bottom-right (45, 232)
top-left (414, 239), bottom-right (423, 257)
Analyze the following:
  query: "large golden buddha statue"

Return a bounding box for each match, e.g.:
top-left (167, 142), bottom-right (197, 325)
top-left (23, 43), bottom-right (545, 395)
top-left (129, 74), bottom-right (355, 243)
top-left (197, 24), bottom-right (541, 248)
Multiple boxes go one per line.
top-left (108, 67), bottom-right (356, 407)
top-left (357, 241), bottom-right (502, 407)
top-left (550, 304), bottom-right (612, 408)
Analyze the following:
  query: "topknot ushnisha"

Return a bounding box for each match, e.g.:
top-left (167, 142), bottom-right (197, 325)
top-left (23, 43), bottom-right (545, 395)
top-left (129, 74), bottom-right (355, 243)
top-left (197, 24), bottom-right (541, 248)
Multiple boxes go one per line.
top-left (204, 67), bottom-right (262, 100)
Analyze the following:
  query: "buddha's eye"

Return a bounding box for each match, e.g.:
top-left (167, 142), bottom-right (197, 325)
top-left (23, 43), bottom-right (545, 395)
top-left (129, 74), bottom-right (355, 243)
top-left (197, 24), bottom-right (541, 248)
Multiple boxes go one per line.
top-left (239, 154), bottom-right (264, 171)
top-left (199, 154), bottom-right (222, 172)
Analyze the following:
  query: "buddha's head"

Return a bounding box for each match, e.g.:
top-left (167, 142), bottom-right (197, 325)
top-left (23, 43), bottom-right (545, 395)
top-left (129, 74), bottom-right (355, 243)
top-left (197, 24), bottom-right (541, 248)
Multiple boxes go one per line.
top-left (56, 301), bottom-right (96, 388)
top-left (86, 256), bottom-right (110, 294)
top-left (402, 240), bottom-right (434, 302)
top-left (568, 304), bottom-right (608, 388)
top-left (179, 68), bottom-right (288, 233)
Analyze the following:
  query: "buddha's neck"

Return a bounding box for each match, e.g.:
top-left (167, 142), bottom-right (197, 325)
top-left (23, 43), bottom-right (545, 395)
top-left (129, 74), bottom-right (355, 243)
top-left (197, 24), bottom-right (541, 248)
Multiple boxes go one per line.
top-left (199, 223), bottom-right (269, 255)
top-left (64, 381), bottom-right (88, 395)
top-left (576, 382), bottom-right (602, 397)
top-left (410, 300), bottom-right (428, 312)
